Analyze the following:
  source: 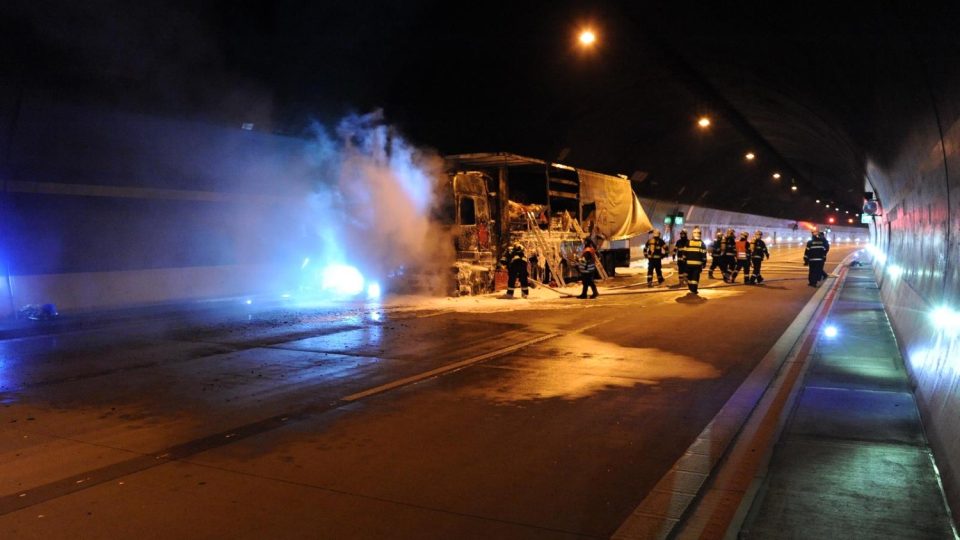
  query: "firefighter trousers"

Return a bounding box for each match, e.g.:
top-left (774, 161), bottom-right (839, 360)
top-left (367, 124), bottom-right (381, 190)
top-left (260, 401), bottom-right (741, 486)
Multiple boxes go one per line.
top-left (721, 255), bottom-right (736, 280)
top-left (507, 265), bottom-right (529, 297)
top-left (579, 274), bottom-right (598, 298)
top-left (807, 260), bottom-right (825, 286)
top-left (732, 259), bottom-right (751, 282)
top-left (686, 265), bottom-right (703, 293)
top-left (709, 255), bottom-right (722, 275)
top-left (677, 259), bottom-right (688, 283)
top-left (750, 258), bottom-right (764, 283)
top-left (647, 259), bottom-right (664, 283)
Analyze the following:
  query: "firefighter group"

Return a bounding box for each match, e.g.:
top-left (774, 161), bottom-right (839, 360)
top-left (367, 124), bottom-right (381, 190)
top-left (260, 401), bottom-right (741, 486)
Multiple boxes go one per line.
top-left (644, 227), bottom-right (773, 294)
top-left (500, 228), bottom-right (829, 299)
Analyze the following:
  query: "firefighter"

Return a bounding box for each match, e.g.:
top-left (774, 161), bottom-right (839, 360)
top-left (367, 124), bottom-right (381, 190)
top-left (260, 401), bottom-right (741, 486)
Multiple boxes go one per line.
top-left (577, 238), bottom-right (599, 299)
top-left (803, 231), bottom-right (828, 287)
top-left (748, 230), bottom-right (770, 284)
top-left (500, 242), bottom-right (529, 298)
top-left (644, 229), bottom-right (667, 286)
top-left (708, 231), bottom-right (723, 279)
top-left (680, 227), bottom-right (708, 294)
top-left (730, 231), bottom-right (752, 283)
top-left (818, 231), bottom-right (830, 283)
top-left (673, 229), bottom-right (689, 287)
top-left (721, 228), bottom-right (737, 282)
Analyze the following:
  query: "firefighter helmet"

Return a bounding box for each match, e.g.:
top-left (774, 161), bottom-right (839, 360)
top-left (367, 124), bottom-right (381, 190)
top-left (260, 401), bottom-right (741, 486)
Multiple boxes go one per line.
top-left (653, 229), bottom-right (661, 238)
top-left (755, 230), bottom-right (763, 237)
top-left (740, 231), bottom-right (748, 239)
top-left (679, 229), bottom-right (687, 237)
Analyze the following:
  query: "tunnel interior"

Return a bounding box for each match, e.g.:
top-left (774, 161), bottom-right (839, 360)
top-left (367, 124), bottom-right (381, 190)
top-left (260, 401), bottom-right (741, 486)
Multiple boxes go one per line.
top-left (0, 0), bottom-right (958, 519)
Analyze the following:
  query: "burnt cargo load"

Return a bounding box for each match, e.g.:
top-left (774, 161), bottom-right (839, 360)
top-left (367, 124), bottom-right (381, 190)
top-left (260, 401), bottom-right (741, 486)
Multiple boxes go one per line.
top-left (443, 153), bottom-right (652, 295)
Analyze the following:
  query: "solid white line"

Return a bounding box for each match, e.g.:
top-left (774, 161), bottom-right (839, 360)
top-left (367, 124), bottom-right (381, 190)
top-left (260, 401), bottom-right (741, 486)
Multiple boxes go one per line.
top-left (340, 332), bottom-right (560, 402)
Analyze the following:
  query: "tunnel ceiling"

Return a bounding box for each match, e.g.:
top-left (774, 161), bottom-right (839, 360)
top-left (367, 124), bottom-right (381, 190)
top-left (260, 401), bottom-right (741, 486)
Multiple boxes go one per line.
top-left (2, 1), bottom-right (957, 223)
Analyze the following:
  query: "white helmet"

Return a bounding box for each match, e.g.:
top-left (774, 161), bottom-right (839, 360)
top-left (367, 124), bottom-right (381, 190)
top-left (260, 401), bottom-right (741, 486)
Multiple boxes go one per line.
top-left (652, 229), bottom-right (661, 238)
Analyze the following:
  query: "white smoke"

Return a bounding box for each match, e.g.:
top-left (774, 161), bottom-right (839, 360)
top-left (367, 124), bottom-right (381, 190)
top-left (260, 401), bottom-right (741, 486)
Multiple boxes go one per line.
top-left (297, 110), bottom-right (452, 297)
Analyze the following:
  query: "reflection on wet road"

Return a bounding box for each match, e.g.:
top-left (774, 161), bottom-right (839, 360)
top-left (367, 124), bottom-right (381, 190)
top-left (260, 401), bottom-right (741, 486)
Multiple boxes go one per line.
top-left (0, 246), bottom-right (859, 539)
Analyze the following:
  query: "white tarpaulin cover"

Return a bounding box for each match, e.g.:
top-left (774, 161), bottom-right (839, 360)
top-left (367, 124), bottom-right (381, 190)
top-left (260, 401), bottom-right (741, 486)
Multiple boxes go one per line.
top-left (578, 170), bottom-right (652, 240)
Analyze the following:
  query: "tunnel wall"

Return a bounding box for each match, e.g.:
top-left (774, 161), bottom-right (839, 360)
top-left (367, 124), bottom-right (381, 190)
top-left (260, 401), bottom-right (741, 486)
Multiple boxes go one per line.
top-left (864, 46), bottom-right (960, 515)
top-left (0, 100), bottom-right (316, 317)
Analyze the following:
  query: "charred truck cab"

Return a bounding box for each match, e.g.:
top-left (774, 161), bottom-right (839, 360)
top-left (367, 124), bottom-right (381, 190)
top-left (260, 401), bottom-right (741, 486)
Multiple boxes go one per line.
top-left (444, 153), bottom-right (651, 295)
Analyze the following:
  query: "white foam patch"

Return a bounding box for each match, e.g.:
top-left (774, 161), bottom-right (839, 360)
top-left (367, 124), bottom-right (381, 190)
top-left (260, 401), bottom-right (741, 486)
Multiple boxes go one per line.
top-left (471, 334), bottom-right (722, 402)
top-left (380, 284), bottom-right (744, 314)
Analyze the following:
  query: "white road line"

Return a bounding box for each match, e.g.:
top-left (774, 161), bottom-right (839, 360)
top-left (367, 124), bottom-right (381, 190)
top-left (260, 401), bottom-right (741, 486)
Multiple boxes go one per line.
top-left (340, 318), bottom-right (613, 403)
top-left (340, 332), bottom-right (560, 401)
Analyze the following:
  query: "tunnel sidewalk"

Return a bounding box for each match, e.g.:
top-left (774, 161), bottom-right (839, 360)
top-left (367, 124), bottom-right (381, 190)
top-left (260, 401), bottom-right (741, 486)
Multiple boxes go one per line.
top-left (736, 263), bottom-right (957, 538)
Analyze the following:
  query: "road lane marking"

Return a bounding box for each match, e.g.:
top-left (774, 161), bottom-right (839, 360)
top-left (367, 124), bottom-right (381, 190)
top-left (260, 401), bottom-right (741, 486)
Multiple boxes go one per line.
top-left (0, 328), bottom-right (572, 516)
top-left (341, 332), bottom-right (560, 401)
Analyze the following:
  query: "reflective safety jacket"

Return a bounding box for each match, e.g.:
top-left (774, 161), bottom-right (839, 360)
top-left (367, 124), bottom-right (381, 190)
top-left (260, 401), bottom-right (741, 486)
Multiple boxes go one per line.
top-left (644, 237), bottom-right (667, 259)
top-left (722, 234), bottom-right (737, 256)
top-left (579, 246), bottom-right (597, 275)
top-left (749, 238), bottom-right (769, 260)
top-left (500, 246), bottom-right (527, 269)
top-left (712, 236), bottom-right (723, 256)
top-left (673, 237), bottom-right (689, 261)
top-left (681, 239), bottom-right (708, 265)
top-left (735, 239), bottom-right (750, 260)
top-left (804, 239), bottom-right (827, 263)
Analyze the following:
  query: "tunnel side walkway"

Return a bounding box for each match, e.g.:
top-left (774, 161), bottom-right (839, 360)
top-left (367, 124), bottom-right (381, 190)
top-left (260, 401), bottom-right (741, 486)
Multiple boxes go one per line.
top-left (738, 264), bottom-right (957, 538)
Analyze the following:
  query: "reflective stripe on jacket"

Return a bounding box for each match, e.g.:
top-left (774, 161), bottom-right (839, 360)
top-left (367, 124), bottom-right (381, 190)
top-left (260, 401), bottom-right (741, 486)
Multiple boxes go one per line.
top-left (804, 239), bottom-right (826, 262)
top-left (681, 239), bottom-right (708, 265)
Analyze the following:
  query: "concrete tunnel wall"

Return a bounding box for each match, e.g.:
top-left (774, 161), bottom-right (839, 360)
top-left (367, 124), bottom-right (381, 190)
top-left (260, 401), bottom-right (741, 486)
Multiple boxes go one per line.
top-left (864, 54), bottom-right (960, 515)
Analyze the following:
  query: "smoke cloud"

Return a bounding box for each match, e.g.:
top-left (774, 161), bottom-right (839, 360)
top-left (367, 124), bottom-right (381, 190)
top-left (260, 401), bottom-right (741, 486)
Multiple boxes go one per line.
top-left (295, 110), bottom-right (453, 298)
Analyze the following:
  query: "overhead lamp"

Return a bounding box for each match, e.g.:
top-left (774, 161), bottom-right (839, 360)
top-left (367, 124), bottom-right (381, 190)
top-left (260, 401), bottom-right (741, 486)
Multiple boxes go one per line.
top-left (745, 152), bottom-right (756, 160)
top-left (772, 172), bottom-right (781, 179)
top-left (816, 199), bottom-right (820, 203)
top-left (697, 116), bottom-right (711, 128)
top-left (791, 185), bottom-right (798, 191)
top-left (578, 29), bottom-right (596, 46)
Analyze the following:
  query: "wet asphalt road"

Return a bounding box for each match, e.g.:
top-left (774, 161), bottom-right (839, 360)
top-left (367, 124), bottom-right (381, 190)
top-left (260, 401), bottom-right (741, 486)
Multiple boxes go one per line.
top-left (0, 245), bottom-right (859, 539)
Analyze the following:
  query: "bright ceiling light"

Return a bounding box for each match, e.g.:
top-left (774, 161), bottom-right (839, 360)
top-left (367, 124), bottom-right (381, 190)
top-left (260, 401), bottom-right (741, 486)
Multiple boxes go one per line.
top-left (697, 117), bottom-right (711, 128)
top-left (745, 152), bottom-right (756, 160)
top-left (578, 29), bottom-right (596, 45)
top-left (816, 199), bottom-right (820, 203)
top-left (772, 172), bottom-right (781, 179)
top-left (823, 325), bottom-right (838, 338)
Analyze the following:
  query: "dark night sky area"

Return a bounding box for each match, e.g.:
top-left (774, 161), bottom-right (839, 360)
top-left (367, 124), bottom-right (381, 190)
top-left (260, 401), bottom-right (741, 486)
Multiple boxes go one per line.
top-left (2, 1), bottom-right (959, 221)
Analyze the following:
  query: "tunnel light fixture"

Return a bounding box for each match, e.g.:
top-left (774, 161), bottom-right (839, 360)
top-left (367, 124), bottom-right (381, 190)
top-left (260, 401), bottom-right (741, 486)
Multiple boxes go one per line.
top-left (930, 306), bottom-right (960, 336)
top-left (745, 152), bottom-right (756, 160)
top-left (578, 29), bottom-right (597, 46)
top-left (847, 218), bottom-right (854, 223)
top-left (772, 172), bottom-right (781, 179)
top-left (697, 116), bottom-right (711, 128)
top-left (816, 199), bottom-right (821, 203)
top-left (791, 185), bottom-right (798, 191)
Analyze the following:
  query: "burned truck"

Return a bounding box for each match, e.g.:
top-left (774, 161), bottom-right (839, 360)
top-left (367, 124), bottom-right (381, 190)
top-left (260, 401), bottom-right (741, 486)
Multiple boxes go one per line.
top-left (442, 153), bottom-right (651, 295)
